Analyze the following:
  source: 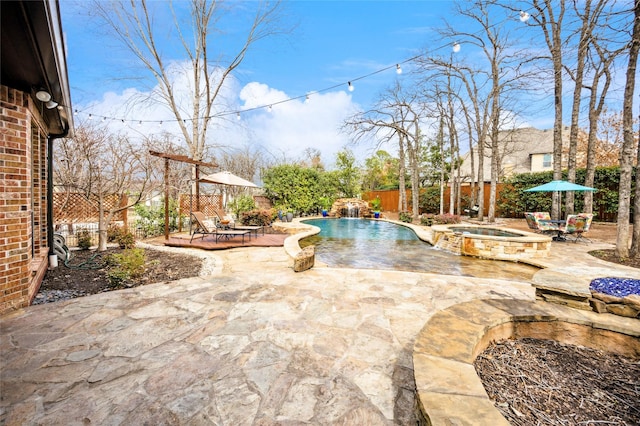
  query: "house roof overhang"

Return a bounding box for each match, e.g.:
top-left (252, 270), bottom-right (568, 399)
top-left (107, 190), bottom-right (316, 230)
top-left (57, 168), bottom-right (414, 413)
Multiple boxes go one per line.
top-left (1, 0), bottom-right (73, 136)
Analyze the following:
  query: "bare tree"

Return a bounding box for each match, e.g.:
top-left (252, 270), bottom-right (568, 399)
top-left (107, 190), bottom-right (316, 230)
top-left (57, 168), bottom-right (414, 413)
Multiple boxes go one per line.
top-left (93, 0), bottom-right (285, 165)
top-left (621, 0), bottom-right (640, 258)
top-left (55, 122), bottom-right (161, 250)
top-left (582, 38), bottom-right (626, 213)
top-left (344, 83), bottom-right (426, 220)
top-left (425, 0), bottom-right (529, 222)
top-left (522, 0), bottom-right (567, 220)
top-left (563, 0), bottom-right (609, 215)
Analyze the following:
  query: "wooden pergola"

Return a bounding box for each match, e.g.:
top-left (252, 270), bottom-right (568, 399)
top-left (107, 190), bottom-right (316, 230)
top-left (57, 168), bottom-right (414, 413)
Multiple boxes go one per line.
top-left (149, 151), bottom-right (217, 239)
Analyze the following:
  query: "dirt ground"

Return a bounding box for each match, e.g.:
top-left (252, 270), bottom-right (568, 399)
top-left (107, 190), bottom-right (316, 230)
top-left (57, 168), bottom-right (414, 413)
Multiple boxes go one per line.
top-left (36, 221), bottom-right (640, 425)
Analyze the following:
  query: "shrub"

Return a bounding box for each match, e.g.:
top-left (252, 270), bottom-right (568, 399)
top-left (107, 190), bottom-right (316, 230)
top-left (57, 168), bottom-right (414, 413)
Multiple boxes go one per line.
top-left (369, 197), bottom-right (382, 211)
top-left (398, 211), bottom-right (413, 223)
top-left (228, 195), bottom-right (256, 220)
top-left (107, 224), bottom-right (125, 243)
top-left (116, 230), bottom-right (136, 249)
top-left (76, 228), bottom-right (93, 250)
top-left (433, 213), bottom-right (461, 224)
top-left (240, 209), bottom-right (272, 226)
top-left (420, 214), bottom-right (435, 226)
top-left (106, 248), bottom-right (146, 287)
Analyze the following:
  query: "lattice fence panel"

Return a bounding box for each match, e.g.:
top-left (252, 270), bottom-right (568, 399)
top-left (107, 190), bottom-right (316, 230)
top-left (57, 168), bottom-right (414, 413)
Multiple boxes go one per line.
top-left (179, 194), bottom-right (223, 218)
top-left (53, 193), bottom-right (125, 223)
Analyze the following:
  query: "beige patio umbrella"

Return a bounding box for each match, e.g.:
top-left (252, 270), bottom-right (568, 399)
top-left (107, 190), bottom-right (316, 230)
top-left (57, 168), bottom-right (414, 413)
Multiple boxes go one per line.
top-left (199, 171), bottom-right (258, 188)
top-left (199, 171), bottom-right (258, 209)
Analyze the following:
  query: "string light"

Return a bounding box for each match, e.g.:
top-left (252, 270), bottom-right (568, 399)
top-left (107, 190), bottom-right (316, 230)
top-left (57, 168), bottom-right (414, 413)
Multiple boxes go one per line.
top-left (73, 12), bottom-right (523, 125)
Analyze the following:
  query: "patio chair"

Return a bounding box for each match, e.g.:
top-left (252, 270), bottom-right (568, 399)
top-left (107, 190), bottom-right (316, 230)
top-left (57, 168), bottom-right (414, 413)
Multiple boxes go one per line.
top-left (524, 212), bottom-right (560, 234)
top-left (212, 208), bottom-right (264, 237)
top-left (560, 213), bottom-right (593, 243)
top-left (190, 211), bottom-right (250, 243)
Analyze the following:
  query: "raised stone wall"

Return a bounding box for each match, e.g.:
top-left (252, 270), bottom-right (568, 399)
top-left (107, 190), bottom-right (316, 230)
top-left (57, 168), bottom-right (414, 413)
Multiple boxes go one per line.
top-left (590, 292), bottom-right (640, 318)
top-left (413, 299), bottom-right (640, 425)
top-left (431, 224), bottom-right (551, 262)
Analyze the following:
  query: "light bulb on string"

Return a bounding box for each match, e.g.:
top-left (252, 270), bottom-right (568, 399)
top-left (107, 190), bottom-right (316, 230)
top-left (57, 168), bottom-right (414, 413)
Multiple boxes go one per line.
top-left (236, 112), bottom-right (241, 120)
top-left (267, 105), bottom-right (273, 113)
top-left (452, 42), bottom-right (461, 53)
top-left (348, 82), bottom-right (354, 92)
top-left (88, 114), bottom-right (93, 120)
top-left (159, 121), bottom-right (163, 127)
top-left (519, 11), bottom-right (530, 22)
top-left (102, 116), bottom-right (106, 122)
top-left (138, 120), bottom-right (142, 127)
top-left (305, 94), bottom-right (310, 104)
top-left (396, 64), bottom-right (402, 75)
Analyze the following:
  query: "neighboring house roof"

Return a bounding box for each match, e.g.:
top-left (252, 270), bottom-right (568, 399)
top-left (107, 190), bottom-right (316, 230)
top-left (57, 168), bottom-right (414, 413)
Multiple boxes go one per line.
top-left (457, 127), bottom-right (571, 181)
top-left (1, 0), bottom-right (73, 135)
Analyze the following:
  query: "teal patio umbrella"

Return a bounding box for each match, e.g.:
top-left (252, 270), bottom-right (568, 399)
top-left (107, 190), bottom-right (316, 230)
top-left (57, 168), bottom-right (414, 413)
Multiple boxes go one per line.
top-left (523, 180), bottom-right (597, 218)
top-left (523, 180), bottom-right (597, 193)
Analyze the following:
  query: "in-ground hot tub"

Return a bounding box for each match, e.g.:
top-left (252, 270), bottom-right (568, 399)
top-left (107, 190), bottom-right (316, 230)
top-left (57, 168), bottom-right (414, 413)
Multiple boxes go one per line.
top-left (431, 224), bottom-right (552, 262)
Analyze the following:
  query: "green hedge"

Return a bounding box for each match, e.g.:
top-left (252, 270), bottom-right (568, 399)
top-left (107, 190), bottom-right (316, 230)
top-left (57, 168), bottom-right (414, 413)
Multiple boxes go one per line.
top-left (497, 166), bottom-right (633, 221)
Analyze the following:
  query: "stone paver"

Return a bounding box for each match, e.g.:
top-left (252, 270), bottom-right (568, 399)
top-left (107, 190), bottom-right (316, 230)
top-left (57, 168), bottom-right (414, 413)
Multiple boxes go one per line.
top-left (1, 244), bottom-right (536, 425)
top-left (0, 231), bottom-right (634, 425)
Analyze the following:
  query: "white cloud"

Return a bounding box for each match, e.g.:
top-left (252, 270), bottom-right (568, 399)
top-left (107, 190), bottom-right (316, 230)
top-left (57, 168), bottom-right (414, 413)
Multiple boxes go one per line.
top-left (74, 62), bottom-right (375, 168)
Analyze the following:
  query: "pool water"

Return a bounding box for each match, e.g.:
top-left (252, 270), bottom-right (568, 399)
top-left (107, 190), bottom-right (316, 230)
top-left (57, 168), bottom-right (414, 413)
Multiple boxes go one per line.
top-left (300, 218), bottom-right (539, 280)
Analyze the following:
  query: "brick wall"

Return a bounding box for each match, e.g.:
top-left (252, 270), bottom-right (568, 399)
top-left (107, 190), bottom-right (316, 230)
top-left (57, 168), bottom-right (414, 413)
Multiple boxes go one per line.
top-left (0, 85), bottom-right (49, 315)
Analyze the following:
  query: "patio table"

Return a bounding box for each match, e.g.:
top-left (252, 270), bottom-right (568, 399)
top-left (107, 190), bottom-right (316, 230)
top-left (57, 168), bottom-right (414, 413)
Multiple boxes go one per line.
top-left (547, 220), bottom-right (567, 241)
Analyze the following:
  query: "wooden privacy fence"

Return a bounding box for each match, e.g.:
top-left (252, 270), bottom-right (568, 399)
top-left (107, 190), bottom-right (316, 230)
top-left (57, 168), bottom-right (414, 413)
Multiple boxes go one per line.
top-left (364, 183), bottom-right (617, 221)
top-left (363, 186), bottom-right (497, 215)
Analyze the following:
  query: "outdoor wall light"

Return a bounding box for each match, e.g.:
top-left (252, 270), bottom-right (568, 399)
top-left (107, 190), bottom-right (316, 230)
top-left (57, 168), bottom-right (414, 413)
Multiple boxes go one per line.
top-left (35, 89), bottom-right (52, 102)
top-left (35, 89), bottom-right (59, 109)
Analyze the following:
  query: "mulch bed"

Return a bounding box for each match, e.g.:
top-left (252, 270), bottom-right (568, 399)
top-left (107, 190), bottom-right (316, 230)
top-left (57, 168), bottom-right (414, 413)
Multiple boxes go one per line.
top-left (34, 247), bottom-right (203, 304)
top-left (475, 338), bottom-right (640, 426)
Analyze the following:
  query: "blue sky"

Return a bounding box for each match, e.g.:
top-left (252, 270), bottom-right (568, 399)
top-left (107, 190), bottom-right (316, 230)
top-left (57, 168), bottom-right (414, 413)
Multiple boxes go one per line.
top-left (59, 1), bottom-right (633, 167)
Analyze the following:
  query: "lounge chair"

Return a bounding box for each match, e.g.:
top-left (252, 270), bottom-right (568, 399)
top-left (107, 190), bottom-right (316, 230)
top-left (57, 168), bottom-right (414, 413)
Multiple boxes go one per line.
top-left (212, 208), bottom-right (264, 237)
top-left (190, 211), bottom-right (250, 243)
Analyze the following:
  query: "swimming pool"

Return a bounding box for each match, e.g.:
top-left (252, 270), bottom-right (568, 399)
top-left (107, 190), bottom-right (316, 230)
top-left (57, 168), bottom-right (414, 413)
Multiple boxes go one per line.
top-left (300, 218), bottom-right (539, 280)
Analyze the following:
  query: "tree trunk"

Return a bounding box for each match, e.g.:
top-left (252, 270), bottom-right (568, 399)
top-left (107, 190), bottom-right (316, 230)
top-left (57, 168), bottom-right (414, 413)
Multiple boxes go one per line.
top-left (398, 135), bottom-right (407, 212)
top-left (626, 0), bottom-right (640, 257)
top-left (616, 0), bottom-right (639, 258)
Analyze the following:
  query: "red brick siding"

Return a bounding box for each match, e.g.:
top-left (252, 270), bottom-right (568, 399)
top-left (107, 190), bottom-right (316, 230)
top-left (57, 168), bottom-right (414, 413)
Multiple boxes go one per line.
top-left (0, 85), bottom-right (49, 315)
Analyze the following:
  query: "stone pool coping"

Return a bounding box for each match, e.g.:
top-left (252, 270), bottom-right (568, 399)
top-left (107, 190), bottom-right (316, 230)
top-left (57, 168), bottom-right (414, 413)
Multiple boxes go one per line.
top-left (413, 298), bottom-right (640, 425)
top-left (429, 223), bottom-right (552, 261)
